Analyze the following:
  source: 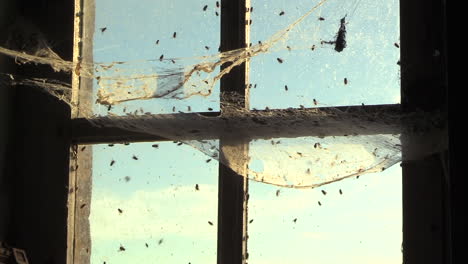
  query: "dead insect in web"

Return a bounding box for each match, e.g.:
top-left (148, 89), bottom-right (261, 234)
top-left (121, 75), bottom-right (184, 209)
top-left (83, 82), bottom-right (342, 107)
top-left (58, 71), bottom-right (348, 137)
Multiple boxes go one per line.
top-left (216, 1), bottom-right (219, 8)
top-left (119, 245), bottom-right (125, 252)
top-left (249, 219), bottom-right (254, 224)
top-left (118, 208), bottom-right (123, 214)
top-left (339, 189), bottom-right (343, 195)
top-left (215, 11), bottom-right (219, 16)
top-left (319, 17), bottom-right (325, 21)
top-left (279, 11), bottom-right (285, 16)
top-left (208, 221), bottom-right (213, 226)
top-left (132, 155), bottom-right (138, 160)
top-left (155, 39), bottom-right (159, 45)
top-left (145, 243), bottom-right (148, 248)
top-left (276, 189), bottom-right (280, 197)
top-left (110, 160), bottom-right (115, 166)
top-left (318, 201), bottom-right (322, 206)
top-left (394, 43), bottom-right (400, 48)
top-left (313, 99), bottom-right (318, 105)
top-left (321, 190), bottom-right (327, 195)
top-left (158, 238), bottom-right (163, 245)
top-left (203, 5), bottom-right (208, 11)
top-left (334, 16), bottom-right (347, 52)
top-left (344, 78), bottom-right (348, 85)
top-left (80, 203), bottom-right (86, 209)
top-left (173, 32), bottom-right (177, 38)
top-left (195, 184), bottom-right (199, 191)
top-left (152, 144), bottom-right (159, 148)
top-left (100, 27), bottom-right (107, 33)
top-left (208, 107), bottom-right (213, 111)
top-left (277, 58), bottom-right (283, 63)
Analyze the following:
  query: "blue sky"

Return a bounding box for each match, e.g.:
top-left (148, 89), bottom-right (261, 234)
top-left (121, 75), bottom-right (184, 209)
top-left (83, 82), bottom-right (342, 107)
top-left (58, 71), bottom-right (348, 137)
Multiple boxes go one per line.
top-left (88, 0), bottom-right (401, 263)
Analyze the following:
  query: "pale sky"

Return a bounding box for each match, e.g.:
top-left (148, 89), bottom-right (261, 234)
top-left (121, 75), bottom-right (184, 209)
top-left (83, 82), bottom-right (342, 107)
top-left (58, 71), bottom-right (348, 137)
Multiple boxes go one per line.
top-left (89, 0), bottom-right (401, 263)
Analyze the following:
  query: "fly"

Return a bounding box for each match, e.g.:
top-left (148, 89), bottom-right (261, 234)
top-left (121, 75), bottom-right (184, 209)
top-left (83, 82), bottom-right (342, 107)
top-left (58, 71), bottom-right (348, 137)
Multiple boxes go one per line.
top-left (208, 221), bottom-right (213, 226)
top-left (108, 105), bottom-right (112, 111)
top-left (155, 39), bottom-right (159, 45)
top-left (277, 58), bottom-right (283, 63)
top-left (208, 107), bottom-right (213, 111)
top-left (80, 203), bottom-right (86, 209)
top-left (173, 32), bottom-right (177, 38)
top-left (205, 46), bottom-right (210, 50)
top-left (132, 155), bottom-right (138, 160)
top-left (394, 43), bottom-right (400, 48)
top-left (203, 5), bottom-right (208, 11)
top-left (195, 184), bottom-right (199, 191)
top-left (187, 106), bottom-right (191, 111)
top-left (145, 243), bottom-right (149, 248)
top-left (306, 168), bottom-right (311, 174)
top-left (110, 160), bottom-right (115, 166)
top-left (158, 239), bottom-right (164, 245)
top-left (321, 190), bottom-right (327, 195)
top-left (118, 208), bottom-right (123, 214)
top-left (215, 11), bottom-right (219, 16)
top-left (206, 159), bottom-right (212, 163)
top-left (318, 201), bottom-right (322, 206)
top-left (344, 78), bottom-right (348, 85)
top-left (313, 99), bottom-right (318, 105)
top-left (286, 46), bottom-right (291, 51)
top-left (119, 245), bottom-right (125, 252)
top-left (172, 106), bottom-right (175, 112)
top-left (293, 218), bottom-right (297, 223)
top-left (152, 144), bottom-right (159, 148)
top-left (216, 1), bottom-right (219, 8)
top-left (159, 54), bottom-right (164, 61)
top-left (171, 59), bottom-right (176, 64)
top-left (100, 27), bottom-right (107, 33)
top-left (81, 146), bottom-right (86, 151)
top-left (311, 44), bottom-right (316, 50)
top-left (177, 142), bottom-right (183, 146)
top-left (318, 17), bottom-right (325, 21)
top-left (339, 189), bottom-right (343, 195)
top-left (108, 144), bottom-right (114, 147)
top-left (249, 219), bottom-right (254, 224)
top-left (279, 11), bottom-right (285, 16)
top-left (276, 189), bottom-right (280, 196)
top-left (124, 176), bottom-right (131, 182)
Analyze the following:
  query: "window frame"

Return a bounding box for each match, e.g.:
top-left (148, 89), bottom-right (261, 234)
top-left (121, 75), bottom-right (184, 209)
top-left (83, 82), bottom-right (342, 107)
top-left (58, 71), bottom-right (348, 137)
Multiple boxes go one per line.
top-left (66, 1), bottom-right (450, 264)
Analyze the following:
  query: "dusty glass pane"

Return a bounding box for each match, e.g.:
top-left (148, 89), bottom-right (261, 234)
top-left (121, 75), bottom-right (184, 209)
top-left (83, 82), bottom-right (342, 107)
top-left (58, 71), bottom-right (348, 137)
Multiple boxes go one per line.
top-left (249, 0), bottom-right (400, 110)
top-left (247, 160), bottom-right (402, 264)
top-left (89, 141), bottom-right (219, 264)
top-left (92, 0), bottom-right (221, 115)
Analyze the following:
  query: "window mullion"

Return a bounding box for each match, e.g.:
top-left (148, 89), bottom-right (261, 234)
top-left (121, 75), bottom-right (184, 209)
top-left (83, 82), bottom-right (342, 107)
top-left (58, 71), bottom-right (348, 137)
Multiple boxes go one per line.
top-left (217, 1), bottom-right (250, 264)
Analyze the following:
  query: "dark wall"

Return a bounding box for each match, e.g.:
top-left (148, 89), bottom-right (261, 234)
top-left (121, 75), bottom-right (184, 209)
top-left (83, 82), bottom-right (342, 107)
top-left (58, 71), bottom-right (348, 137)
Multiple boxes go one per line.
top-left (3, 0), bottom-right (74, 263)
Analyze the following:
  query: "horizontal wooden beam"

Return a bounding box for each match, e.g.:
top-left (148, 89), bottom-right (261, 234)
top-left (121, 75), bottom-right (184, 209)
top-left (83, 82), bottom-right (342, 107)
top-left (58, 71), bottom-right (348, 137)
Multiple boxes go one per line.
top-left (71, 104), bottom-right (405, 144)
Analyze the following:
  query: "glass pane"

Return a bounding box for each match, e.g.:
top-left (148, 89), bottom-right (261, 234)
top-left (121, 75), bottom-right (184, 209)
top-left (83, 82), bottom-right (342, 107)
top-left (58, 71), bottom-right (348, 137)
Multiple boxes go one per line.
top-left (248, 161), bottom-right (402, 264)
top-left (90, 0), bottom-right (221, 116)
top-left (89, 141), bottom-right (218, 264)
top-left (249, 0), bottom-right (400, 110)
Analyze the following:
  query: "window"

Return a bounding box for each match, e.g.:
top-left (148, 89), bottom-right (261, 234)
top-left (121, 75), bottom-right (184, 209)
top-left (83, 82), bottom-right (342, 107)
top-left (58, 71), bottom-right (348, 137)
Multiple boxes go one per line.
top-left (65, 1), bottom-right (442, 263)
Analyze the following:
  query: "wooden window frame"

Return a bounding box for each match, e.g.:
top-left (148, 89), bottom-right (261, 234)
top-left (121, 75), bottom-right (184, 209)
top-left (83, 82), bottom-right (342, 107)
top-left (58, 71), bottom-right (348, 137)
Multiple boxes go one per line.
top-left (66, 0), bottom-right (450, 264)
